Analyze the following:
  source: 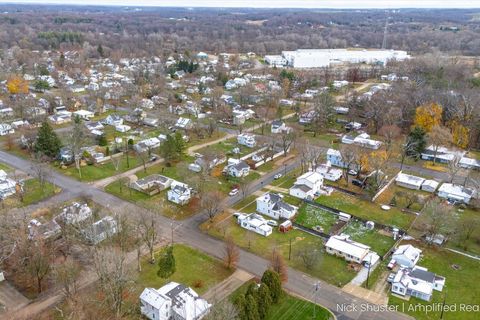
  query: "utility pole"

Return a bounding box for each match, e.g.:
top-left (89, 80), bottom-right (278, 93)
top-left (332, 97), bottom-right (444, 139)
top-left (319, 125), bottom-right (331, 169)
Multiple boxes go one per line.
top-left (313, 282), bottom-right (319, 319)
top-left (382, 16), bottom-right (389, 49)
top-left (440, 289), bottom-right (447, 319)
top-left (288, 238), bottom-right (292, 260)
top-left (366, 255), bottom-right (372, 288)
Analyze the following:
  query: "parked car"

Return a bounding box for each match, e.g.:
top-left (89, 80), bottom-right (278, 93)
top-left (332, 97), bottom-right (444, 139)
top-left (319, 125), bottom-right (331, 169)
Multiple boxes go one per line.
top-left (229, 189), bottom-right (239, 196)
top-left (149, 156), bottom-right (158, 162)
top-left (387, 273), bottom-right (396, 283)
top-left (266, 220), bottom-right (278, 227)
top-left (274, 173), bottom-right (282, 180)
top-left (348, 169), bottom-right (358, 176)
top-left (387, 259), bottom-right (396, 270)
top-left (352, 179), bottom-right (365, 187)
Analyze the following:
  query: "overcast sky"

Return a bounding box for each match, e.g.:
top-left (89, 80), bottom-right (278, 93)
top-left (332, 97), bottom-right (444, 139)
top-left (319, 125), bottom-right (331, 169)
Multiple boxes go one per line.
top-left (1, 0), bottom-right (480, 9)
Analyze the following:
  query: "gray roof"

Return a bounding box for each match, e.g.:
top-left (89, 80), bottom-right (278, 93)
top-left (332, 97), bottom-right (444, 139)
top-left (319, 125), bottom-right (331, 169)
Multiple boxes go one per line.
top-left (410, 268), bottom-right (436, 283)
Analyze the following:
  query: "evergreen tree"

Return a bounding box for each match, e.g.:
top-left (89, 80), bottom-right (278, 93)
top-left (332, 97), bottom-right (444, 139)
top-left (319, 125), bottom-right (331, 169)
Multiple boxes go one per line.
top-left (98, 134), bottom-right (108, 146)
top-left (261, 270), bottom-right (283, 303)
top-left (157, 246), bottom-right (176, 278)
top-left (174, 131), bottom-right (186, 156)
top-left (234, 294), bottom-right (247, 320)
top-left (97, 44), bottom-right (104, 57)
top-left (34, 121), bottom-right (62, 158)
top-left (407, 126), bottom-right (427, 159)
top-left (257, 284), bottom-right (272, 319)
top-left (244, 294), bottom-right (260, 320)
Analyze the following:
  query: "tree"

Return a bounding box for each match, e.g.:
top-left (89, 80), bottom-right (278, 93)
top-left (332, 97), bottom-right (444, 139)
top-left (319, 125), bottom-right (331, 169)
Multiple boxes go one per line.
top-left (397, 191), bottom-right (419, 210)
top-left (261, 269), bottom-right (283, 303)
top-left (34, 121), bottom-right (62, 158)
top-left (205, 299), bottom-right (239, 320)
top-left (296, 244), bottom-right (321, 270)
top-left (26, 240), bottom-right (53, 293)
top-left (139, 212), bottom-right (159, 264)
top-left (7, 75), bottom-right (29, 94)
top-left (428, 125), bottom-right (453, 165)
top-left (257, 284), bottom-right (272, 319)
top-left (455, 217), bottom-right (479, 251)
top-left (339, 145), bottom-right (358, 185)
top-left (414, 103), bottom-right (443, 132)
top-left (447, 154), bottom-right (462, 183)
top-left (422, 199), bottom-right (456, 244)
top-left (54, 258), bottom-right (81, 303)
top-left (244, 294), bottom-right (260, 320)
top-left (269, 250), bottom-right (288, 283)
top-left (279, 128), bottom-right (297, 157)
top-left (68, 115), bottom-right (89, 179)
top-left (406, 126), bottom-right (427, 160)
top-left (34, 79), bottom-right (50, 92)
top-left (97, 44), bottom-right (104, 57)
top-left (201, 191), bottom-right (224, 221)
top-left (378, 124), bottom-right (402, 152)
top-left (311, 92), bottom-right (335, 137)
top-left (157, 245), bottom-right (176, 278)
top-left (223, 236), bottom-right (239, 270)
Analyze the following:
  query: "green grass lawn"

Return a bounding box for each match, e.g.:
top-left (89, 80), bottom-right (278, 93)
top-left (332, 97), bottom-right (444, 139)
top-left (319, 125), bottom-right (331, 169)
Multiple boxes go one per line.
top-left (0, 162), bottom-right (12, 172)
top-left (389, 241), bottom-right (480, 320)
top-left (21, 178), bottom-right (59, 205)
top-left (55, 154), bottom-right (141, 182)
top-left (295, 204), bottom-right (339, 234)
top-left (207, 218), bottom-right (356, 287)
top-left (136, 244), bottom-right (233, 295)
top-left (445, 207), bottom-right (480, 256)
top-left (315, 191), bottom-right (415, 230)
top-left (341, 220), bottom-right (396, 256)
top-left (231, 281), bottom-right (333, 320)
top-left (196, 137), bottom-right (256, 158)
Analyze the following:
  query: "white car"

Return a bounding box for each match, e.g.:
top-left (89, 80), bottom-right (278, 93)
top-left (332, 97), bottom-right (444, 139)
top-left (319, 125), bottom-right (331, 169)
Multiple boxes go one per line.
top-left (267, 220), bottom-right (278, 227)
top-left (274, 173), bottom-right (282, 180)
top-left (229, 189), bottom-right (239, 196)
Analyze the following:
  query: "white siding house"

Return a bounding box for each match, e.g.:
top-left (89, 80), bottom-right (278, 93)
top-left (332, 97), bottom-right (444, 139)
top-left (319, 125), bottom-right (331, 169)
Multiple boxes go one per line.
top-left (289, 171), bottom-right (324, 199)
top-left (167, 181), bottom-right (192, 205)
top-left (237, 133), bottom-right (256, 148)
top-left (391, 245), bottom-right (422, 268)
top-left (325, 234), bottom-right (371, 264)
top-left (256, 192), bottom-right (298, 220)
top-left (391, 266), bottom-right (445, 301)
top-left (395, 173), bottom-right (425, 190)
top-left (437, 183), bottom-right (475, 204)
top-left (237, 213), bottom-right (272, 236)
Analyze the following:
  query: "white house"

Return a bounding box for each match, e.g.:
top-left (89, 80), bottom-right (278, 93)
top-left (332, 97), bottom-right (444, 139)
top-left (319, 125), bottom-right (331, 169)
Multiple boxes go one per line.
top-left (175, 117), bottom-right (193, 130)
top-left (0, 123), bottom-right (14, 136)
top-left (391, 266), bottom-right (445, 301)
top-left (167, 181), bottom-right (192, 205)
top-left (342, 132), bottom-right (382, 150)
top-left (82, 216), bottom-right (118, 245)
top-left (421, 145), bottom-right (465, 164)
top-left (289, 171), bottom-right (324, 199)
top-left (140, 282), bottom-right (211, 320)
top-left (115, 124), bottom-right (131, 133)
top-left (237, 133), bottom-right (256, 148)
top-left (237, 213), bottom-right (273, 237)
top-left (315, 163), bottom-right (343, 181)
top-left (395, 173), bottom-right (425, 190)
top-left (391, 244), bottom-right (422, 268)
top-left (57, 202), bottom-right (92, 225)
top-left (226, 159), bottom-right (250, 178)
top-left (134, 137), bottom-right (161, 153)
top-left (421, 180), bottom-right (440, 193)
top-left (131, 174), bottom-right (173, 193)
top-left (0, 170), bottom-right (17, 199)
top-left (325, 234), bottom-right (371, 264)
top-left (459, 157), bottom-right (480, 170)
top-left (271, 120), bottom-right (288, 134)
top-left (437, 183), bottom-right (475, 204)
top-left (256, 192), bottom-right (298, 220)
top-left (104, 114), bottom-right (124, 126)
top-left (73, 109), bottom-right (94, 120)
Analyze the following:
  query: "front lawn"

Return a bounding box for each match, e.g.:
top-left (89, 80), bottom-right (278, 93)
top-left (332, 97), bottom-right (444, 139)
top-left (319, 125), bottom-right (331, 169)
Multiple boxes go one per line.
top-left (231, 281), bottom-right (333, 320)
top-left (56, 154), bottom-right (141, 181)
top-left (315, 191), bottom-right (415, 230)
top-left (136, 244), bottom-right (233, 295)
top-left (389, 241), bottom-right (480, 320)
top-left (3, 178), bottom-right (60, 207)
top-left (341, 220), bottom-right (396, 256)
top-left (206, 217), bottom-right (357, 287)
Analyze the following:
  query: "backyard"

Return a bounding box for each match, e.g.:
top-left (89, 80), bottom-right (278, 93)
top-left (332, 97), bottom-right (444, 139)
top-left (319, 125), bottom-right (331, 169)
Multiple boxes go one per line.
top-left (3, 178), bottom-right (59, 207)
top-left (206, 217), bottom-right (357, 287)
top-left (136, 244), bottom-right (233, 295)
top-left (295, 204), bottom-right (339, 234)
top-left (388, 241), bottom-right (480, 320)
top-left (341, 220), bottom-right (396, 256)
top-left (315, 191), bottom-right (416, 230)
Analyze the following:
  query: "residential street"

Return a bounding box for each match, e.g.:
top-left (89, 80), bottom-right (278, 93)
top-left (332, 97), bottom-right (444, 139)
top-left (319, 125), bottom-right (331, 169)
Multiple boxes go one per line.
top-left (0, 150), bottom-right (413, 320)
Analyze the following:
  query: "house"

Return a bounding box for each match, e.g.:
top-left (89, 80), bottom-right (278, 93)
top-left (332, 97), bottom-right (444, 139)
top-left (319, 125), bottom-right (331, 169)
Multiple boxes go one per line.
top-left (140, 282), bottom-right (211, 320)
top-left (342, 132), bottom-right (382, 150)
top-left (104, 114), bottom-right (124, 126)
top-left (49, 113), bottom-right (72, 125)
top-left (289, 171), bottom-right (324, 200)
top-left (57, 202), bottom-right (93, 225)
top-left (271, 120), bottom-right (288, 134)
top-left (315, 163), bottom-right (343, 181)
top-left (0, 107), bottom-right (14, 118)
top-left (226, 159), bottom-right (250, 178)
top-left (256, 192), bottom-right (298, 220)
top-left (143, 117), bottom-right (159, 127)
top-left (134, 137), bottom-right (161, 153)
top-left (421, 145), bottom-right (465, 164)
top-left (421, 180), bottom-right (439, 193)
top-left (237, 133), bottom-right (256, 148)
top-left (0, 170), bottom-right (17, 199)
top-left (334, 106), bottom-right (349, 114)
top-left (85, 121), bottom-right (104, 131)
top-left (391, 266), bottom-right (445, 301)
top-left (326, 148), bottom-right (359, 170)
top-left (73, 109), bottom-right (94, 120)
top-left (395, 173), bottom-right (425, 190)
top-left (115, 124), bottom-right (131, 133)
top-left (0, 123), bottom-right (14, 136)
top-left (325, 234), bottom-right (371, 264)
top-left (82, 216), bottom-right (118, 245)
top-left (28, 219), bottom-right (61, 241)
top-left (175, 117), bottom-right (193, 130)
top-left (131, 174), bottom-right (173, 194)
top-left (391, 245), bottom-right (422, 268)
top-left (58, 147), bottom-right (74, 163)
top-left (437, 183), bottom-right (475, 204)
top-left (167, 181), bottom-right (192, 205)
top-left (345, 122), bottom-right (362, 131)
top-left (459, 157), bottom-right (480, 170)
top-left (237, 213), bottom-right (273, 236)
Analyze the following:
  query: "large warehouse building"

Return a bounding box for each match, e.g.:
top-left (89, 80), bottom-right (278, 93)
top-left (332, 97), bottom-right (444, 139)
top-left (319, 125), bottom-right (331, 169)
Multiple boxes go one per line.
top-left (265, 48), bottom-right (409, 68)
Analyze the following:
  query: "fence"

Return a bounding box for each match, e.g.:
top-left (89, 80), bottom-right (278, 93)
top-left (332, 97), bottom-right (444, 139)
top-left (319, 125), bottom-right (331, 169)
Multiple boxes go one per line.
top-left (371, 170), bottom-right (401, 202)
top-left (292, 222), bottom-right (330, 240)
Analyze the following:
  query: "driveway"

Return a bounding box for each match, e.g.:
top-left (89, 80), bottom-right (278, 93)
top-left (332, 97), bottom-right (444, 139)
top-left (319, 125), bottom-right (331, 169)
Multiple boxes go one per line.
top-left (202, 269), bottom-right (254, 302)
top-left (0, 281), bottom-right (30, 314)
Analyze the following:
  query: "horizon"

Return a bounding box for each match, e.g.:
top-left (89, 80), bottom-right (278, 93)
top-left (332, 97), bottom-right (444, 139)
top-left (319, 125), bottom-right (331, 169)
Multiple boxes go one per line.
top-left (1, 0), bottom-right (480, 9)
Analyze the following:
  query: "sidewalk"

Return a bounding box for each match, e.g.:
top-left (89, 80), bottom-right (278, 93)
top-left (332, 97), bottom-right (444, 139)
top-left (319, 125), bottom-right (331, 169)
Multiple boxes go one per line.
top-left (202, 269), bottom-right (254, 302)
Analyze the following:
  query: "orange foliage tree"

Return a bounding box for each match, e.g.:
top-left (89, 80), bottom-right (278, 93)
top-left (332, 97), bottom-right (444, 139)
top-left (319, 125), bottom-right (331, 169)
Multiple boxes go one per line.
top-left (449, 121), bottom-right (469, 149)
top-left (413, 103), bottom-right (443, 132)
top-left (7, 75), bottom-right (29, 94)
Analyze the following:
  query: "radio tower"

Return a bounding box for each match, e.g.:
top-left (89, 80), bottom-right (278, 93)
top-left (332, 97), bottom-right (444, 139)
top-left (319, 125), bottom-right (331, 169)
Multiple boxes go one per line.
top-left (382, 16), bottom-right (389, 49)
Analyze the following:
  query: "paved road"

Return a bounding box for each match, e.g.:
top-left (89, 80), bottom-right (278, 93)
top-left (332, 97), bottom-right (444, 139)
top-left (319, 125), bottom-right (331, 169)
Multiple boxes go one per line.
top-left (0, 150), bottom-right (412, 320)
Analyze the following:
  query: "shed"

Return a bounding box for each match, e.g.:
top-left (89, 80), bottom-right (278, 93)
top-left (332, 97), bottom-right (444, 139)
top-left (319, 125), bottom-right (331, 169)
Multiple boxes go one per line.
top-left (421, 180), bottom-right (439, 193)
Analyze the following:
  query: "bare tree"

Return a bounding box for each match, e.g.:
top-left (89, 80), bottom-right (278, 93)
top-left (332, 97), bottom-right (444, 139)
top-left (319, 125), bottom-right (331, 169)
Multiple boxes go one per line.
top-left (26, 240), bottom-right (54, 293)
top-left (447, 154), bottom-right (462, 183)
top-left (68, 115), bottom-right (90, 179)
top-left (422, 199), bottom-right (456, 244)
top-left (138, 212), bottom-right (159, 264)
top-left (296, 244), bottom-right (321, 271)
top-left (54, 257), bottom-right (81, 303)
top-left (205, 299), bottom-right (239, 320)
top-left (201, 191), bottom-right (224, 222)
top-left (428, 125), bottom-right (453, 165)
top-left (223, 236), bottom-right (239, 270)
top-left (269, 249), bottom-right (288, 283)
top-left (339, 145), bottom-right (358, 185)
